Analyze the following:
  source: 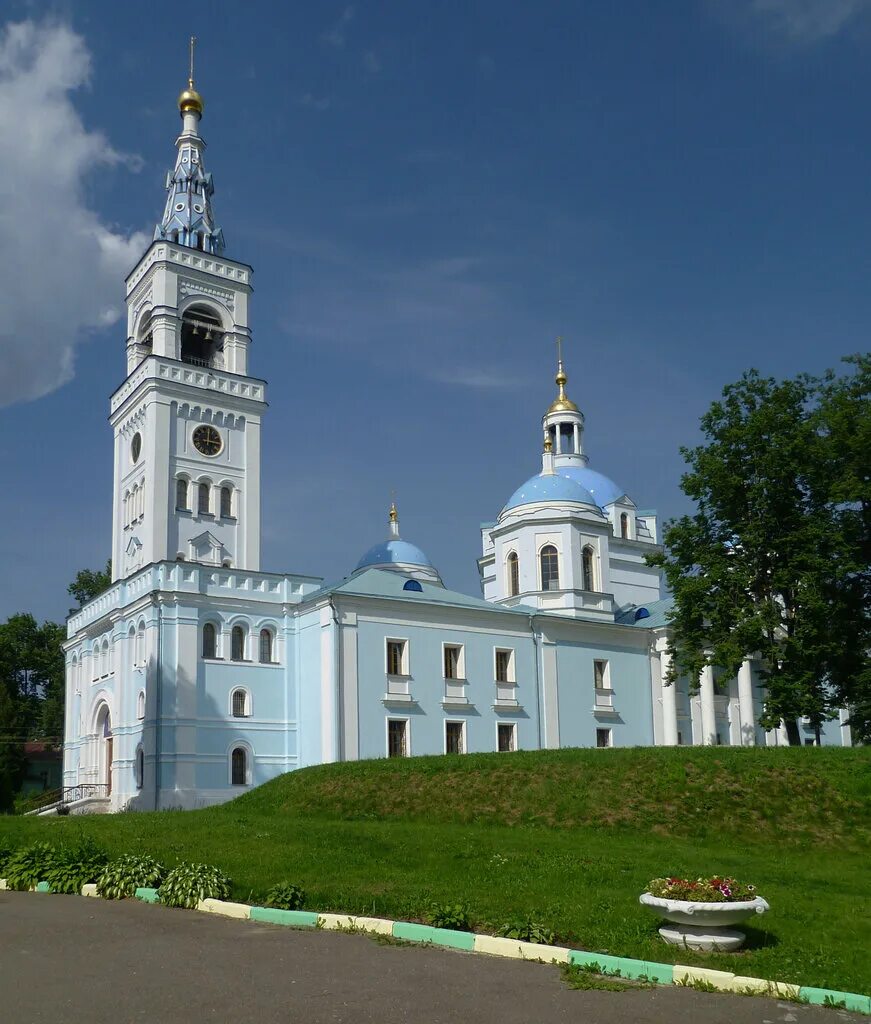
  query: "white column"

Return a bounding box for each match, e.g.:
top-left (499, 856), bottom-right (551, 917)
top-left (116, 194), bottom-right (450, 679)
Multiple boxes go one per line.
top-left (700, 665), bottom-right (717, 745)
top-left (737, 659), bottom-right (756, 746)
top-left (573, 422), bottom-right (580, 454)
top-left (659, 648), bottom-right (678, 746)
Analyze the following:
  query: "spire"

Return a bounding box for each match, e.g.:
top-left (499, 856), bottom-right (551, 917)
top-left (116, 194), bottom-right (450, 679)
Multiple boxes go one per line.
top-left (388, 499), bottom-right (400, 539)
top-left (154, 37), bottom-right (225, 255)
top-left (547, 336), bottom-right (579, 415)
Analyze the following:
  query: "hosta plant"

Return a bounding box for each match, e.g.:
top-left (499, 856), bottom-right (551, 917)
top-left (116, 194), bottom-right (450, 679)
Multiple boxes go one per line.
top-left (5, 842), bottom-right (58, 891)
top-left (43, 838), bottom-right (109, 895)
top-left (646, 876), bottom-right (759, 903)
top-left (97, 854), bottom-right (165, 900)
top-left (427, 902), bottom-right (472, 931)
top-left (264, 881), bottom-right (306, 910)
top-left (497, 917), bottom-right (556, 945)
top-left (158, 862), bottom-right (232, 909)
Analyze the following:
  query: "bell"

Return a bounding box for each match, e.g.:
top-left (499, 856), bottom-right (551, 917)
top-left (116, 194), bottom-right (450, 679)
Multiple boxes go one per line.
top-left (191, 324), bottom-right (200, 336)
top-left (204, 329), bottom-right (213, 341)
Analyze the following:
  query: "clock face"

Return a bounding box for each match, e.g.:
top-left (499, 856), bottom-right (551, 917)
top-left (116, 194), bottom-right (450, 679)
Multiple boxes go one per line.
top-left (193, 425), bottom-right (222, 457)
top-left (131, 433), bottom-right (142, 463)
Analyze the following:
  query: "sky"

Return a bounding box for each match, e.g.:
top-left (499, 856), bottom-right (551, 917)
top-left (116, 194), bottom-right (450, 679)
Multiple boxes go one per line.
top-left (1, 0), bottom-right (870, 623)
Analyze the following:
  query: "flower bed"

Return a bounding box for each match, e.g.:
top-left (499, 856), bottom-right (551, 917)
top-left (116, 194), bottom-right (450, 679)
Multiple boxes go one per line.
top-left (646, 876), bottom-right (757, 903)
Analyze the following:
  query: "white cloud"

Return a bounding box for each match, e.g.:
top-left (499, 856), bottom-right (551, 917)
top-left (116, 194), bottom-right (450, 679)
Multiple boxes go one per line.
top-left (723, 0), bottom-right (871, 44)
top-left (0, 20), bottom-right (146, 407)
top-left (323, 6), bottom-right (355, 48)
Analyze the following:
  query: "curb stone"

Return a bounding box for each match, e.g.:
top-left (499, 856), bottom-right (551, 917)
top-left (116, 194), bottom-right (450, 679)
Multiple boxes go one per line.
top-left (4, 881), bottom-right (869, 1014)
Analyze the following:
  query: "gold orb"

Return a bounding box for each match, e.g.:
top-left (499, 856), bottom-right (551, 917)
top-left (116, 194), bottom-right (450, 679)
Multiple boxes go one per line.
top-left (178, 87), bottom-right (204, 116)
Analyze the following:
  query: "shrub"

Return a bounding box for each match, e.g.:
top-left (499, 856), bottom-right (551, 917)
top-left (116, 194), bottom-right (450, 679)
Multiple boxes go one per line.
top-left (43, 837), bottom-right (109, 895)
top-left (646, 876), bottom-right (759, 903)
top-left (0, 843), bottom-right (13, 875)
top-left (5, 841), bottom-right (58, 891)
top-left (264, 881), bottom-right (306, 910)
top-left (158, 862), bottom-right (231, 909)
top-left (427, 902), bottom-right (471, 931)
top-left (97, 854), bottom-right (165, 900)
top-left (497, 916), bottom-right (556, 945)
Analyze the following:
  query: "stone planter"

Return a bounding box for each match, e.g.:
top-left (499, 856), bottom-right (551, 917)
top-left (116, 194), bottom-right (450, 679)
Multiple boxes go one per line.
top-left (639, 892), bottom-right (770, 952)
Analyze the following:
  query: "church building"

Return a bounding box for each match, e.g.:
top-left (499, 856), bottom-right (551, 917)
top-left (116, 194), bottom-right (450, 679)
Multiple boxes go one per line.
top-left (61, 71), bottom-right (852, 812)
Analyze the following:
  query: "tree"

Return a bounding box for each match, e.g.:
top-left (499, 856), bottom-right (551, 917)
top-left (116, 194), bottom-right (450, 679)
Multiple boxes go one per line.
top-left (67, 559), bottom-right (112, 608)
top-left (0, 683), bottom-right (25, 813)
top-left (648, 358), bottom-right (870, 743)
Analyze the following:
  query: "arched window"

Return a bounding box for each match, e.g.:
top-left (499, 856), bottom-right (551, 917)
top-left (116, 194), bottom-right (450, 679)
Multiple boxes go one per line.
top-left (135, 622), bottom-right (145, 666)
top-left (198, 482), bottom-right (211, 515)
top-left (540, 545), bottom-right (559, 591)
top-left (259, 628), bottom-right (273, 664)
top-left (220, 486), bottom-right (233, 519)
top-left (231, 747), bottom-right (247, 786)
top-left (137, 690), bottom-right (146, 719)
top-left (231, 688), bottom-right (249, 718)
top-left (202, 623), bottom-right (217, 660)
top-left (620, 512), bottom-right (629, 539)
top-left (507, 551), bottom-right (519, 597)
top-left (176, 478), bottom-right (189, 511)
top-left (135, 746), bottom-right (144, 789)
top-left (231, 625), bottom-right (246, 662)
top-left (582, 545), bottom-right (595, 592)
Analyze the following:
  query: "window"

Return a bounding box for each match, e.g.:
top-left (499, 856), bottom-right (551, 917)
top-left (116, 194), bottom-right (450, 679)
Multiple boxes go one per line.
top-left (231, 747), bottom-right (247, 785)
top-left (135, 622), bottom-right (145, 666)
top-left (136, 691), bottom-right (145, 720)
top-left (176, 478), bottom-right (189, 511)
top-left (677, 730), bottom-right (683, 746)
top-left (620, 512), bottom-right (629, 539)
top-left (259, 628), bottom-right (274, 664)
top-left (495, 649), bottom-right (514, 684)
top-left (202, 623), bottom-right (217, 659)
top-left (594, 660), bottom-right (609, 689)
top-left (498, 723), bottom-right (516, 752)
top-left (386, 639), bottom-right (407, 676)
top-left (231, 625), bottom-right (246, 662)
top-left (540, 545), bottom-right (559, 591)
top-left (135, 747), bottom-right (144, 789)
top-left (445, 721), bottom-right (465, 755)
top-left (231, 688), bottom-right (249, 718)
top-left (596, 728), bottom-right (612, 748)
top-left (198, 481), bottom-right (211, 515)
top-left (443, 644), bottom-right (463, 680)
top-left (507, 551), bottom-right (519, 597)
top-left (387, 719), bottom-right (408, 757)
top-left (220, 486), bottom-right (233, 519)
top-left (582, 545), bottom-right (595, 592)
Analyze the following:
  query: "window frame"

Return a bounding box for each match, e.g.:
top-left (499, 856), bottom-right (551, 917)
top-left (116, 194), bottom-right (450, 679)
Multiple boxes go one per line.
top-left (385, 638), bottom-right (409, 677)
top-left (386, 717), bottom-right (410, 758)
top-left (220, 485), bottom-right (234, 519)
top-left (497, 722), bottom-right (517, 753)
top-left (230, 745), bottom-right (250, 786)
top-left (596, 728), bottom-right (612, 748)
top-left (582, 545), bottom-right (596, 592)
top-left (494, 647), bottom-right (515, 684)
top-left (136, 690), bottom-right (146, 720)
top-left (258, 628), bottom-right (274, 664)
top-left (620, 512), bottom-right (629, 539)
top-left (176, 477), bottom-right (190, 512)
top-left (442, 642), bottom-right (465, 681)
top-left (230, 687), bottom-right (251, 718)
top-left (444, 720), bottom-right (466, 755)
top-left (506, 550), bottom-right (520, 597)
top-left (198, 480), bottom-right (212, 516)
top-left (202, 622), bottom-right (218, 660)
top-left (539, 544), bottom-right (560, 591)
top-left (230, 624), bottom-right (247, 662)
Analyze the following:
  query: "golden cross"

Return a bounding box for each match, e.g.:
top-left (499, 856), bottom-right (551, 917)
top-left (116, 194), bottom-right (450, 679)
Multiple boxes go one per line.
top-left (189, 36), bottom-right (197, 88)
top-left (556, 335), bottom-right (563, 366)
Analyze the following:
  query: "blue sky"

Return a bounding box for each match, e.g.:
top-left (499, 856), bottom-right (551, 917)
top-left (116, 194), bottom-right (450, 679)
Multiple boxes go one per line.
top-left (1, 1), bottom-right (870, 622)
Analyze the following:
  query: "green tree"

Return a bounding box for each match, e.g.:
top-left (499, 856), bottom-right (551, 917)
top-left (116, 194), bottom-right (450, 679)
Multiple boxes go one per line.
top-left (0, 683), bottom-right (25, 813)
top-left (67, 559), bottom-right (112, 608)
top-left (649, 358), bottom-right (870, 743)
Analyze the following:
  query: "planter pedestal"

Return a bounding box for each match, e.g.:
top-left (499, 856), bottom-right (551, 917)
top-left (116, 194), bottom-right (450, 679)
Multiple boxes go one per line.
top-left (658, 923), bottom-right (746, 952)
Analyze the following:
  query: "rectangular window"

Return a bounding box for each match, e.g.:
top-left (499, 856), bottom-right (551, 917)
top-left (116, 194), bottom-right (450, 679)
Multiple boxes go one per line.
top-left (495, 649), bottom-right (514, 684)
top-left (386, 639), bottom-right (407, 676)
top-left (593, 659), bottom-right (609, 688)
top-left (596, 728), bottom-right (612, 748)
top-left (443, 644), bottom-right (463, 680)
top-left (445, 721), bottom-right (465, 755)
top-left (677, 730), bottom-right (683, 746)
top-left (387, 719), bottom-right (408, 757)
top-left (497, 723), bottom-right (516, 752)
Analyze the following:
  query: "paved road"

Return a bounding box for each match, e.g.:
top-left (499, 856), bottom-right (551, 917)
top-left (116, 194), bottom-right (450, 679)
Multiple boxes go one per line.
top-left (0, 891), bottom-right (860, 1024)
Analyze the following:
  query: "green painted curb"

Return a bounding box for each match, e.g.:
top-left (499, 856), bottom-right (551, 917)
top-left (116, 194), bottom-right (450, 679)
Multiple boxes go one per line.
top-left (134, 887), bottom-right (159, 903)
top-left (799, 987), bottom-right (871, 1014)
top-left (568, 951), bottom-right (626, 975)
top-left (35, 882), bottom-right (51, 893)
top-left (392, 922), bottom-right (476, 951)
top-left (249, 907), bottom-right (319, 927)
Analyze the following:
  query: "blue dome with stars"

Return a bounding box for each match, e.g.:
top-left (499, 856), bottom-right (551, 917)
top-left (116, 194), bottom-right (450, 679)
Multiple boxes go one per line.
top-left (355, 539), bottom-right (434, 571)
top-left (557, 466), bottom-right (625, 508)
top-left (503, 472), bottom-right (598, 512)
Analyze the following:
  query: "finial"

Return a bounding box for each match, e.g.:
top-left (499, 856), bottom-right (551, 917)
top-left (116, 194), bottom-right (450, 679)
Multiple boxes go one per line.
top-left (388, 496), bottom-right (400, 539)
top-left (546, 335), bottom-right (579, 415)
top-left (189, 35), bottom-right (196, 89)
top-left (543, 432), bottom-right (553, 453)
top-left (178, 36), bottom-right (204, 117)
top-left (389, 500), bottom-right (397, 524)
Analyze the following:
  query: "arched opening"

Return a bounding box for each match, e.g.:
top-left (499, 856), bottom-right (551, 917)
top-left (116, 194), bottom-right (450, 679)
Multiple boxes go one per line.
top-left (558, 422), bottom-right (576, 454)
top-left (135, 746), bottom-right (144, 790)
top-left (220, 486), bottom-right (233, 519)
top-left (180, 305), bottom-right (224, 368)
top-left (231, 624), bottom-right (246, 662)
top-left (507, 551), bottom-right (519, 597)
top-left (620, 512), bottom-right (629, 539)
top-left (176, 478), bottom-right (189, 511)
top-left (137, 690), bottom-right (146, 719)
top-left (259, 628), bottom-right (273, 664)
top-left (198, 481), bottom-right (212, 516)
top-left (540, 545), bottom-right (559, 591)
top-left (231, 688), bottom-right (249, 718)
top-left (202, 622), bottom-right (217, 660)
top-left (231, 747), bottom-right (247, 786)
top-left (582, 545), bottom-right (596, 592)
top-left (96, 704), bottom-right (113, 796)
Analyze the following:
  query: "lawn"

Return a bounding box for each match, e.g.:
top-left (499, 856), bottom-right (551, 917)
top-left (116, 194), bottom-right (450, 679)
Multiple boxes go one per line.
top-left (2, 747), bottom-right (869, 994)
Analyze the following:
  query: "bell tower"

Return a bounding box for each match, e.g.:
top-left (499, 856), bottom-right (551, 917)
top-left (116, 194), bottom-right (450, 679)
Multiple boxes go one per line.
top-left (110, 43), bottom-right (266, 581)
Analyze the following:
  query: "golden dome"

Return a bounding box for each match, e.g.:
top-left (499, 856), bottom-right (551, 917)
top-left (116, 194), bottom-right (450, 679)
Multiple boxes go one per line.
top-left (178, 84), bottom-right (204, 116)
top-left (547, 362), bottom-right (579, 414)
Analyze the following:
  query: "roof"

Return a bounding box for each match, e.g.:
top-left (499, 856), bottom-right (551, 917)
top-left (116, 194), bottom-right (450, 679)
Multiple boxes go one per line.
top-left (616, 597), bottom-right (674, 629)
top-left (355, 538), bottom-right (434, 571)
top-left (557, 466), bottom-right (625, 508)
top-left (503, 472), bottom-right (597, 512)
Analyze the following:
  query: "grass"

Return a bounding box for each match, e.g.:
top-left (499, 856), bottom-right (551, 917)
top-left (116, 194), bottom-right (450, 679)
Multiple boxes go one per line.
top-left (1, 747), bottom-right (869, 994)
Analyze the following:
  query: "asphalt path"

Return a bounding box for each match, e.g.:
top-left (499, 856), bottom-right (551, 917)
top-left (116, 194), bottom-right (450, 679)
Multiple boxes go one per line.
top-left (0, 890), bottom-right (861, 1024)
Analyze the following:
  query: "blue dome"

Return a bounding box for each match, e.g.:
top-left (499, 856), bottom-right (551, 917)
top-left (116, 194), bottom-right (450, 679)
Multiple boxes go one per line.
top-left (503, 473), bottom-right (598, 512)
top-left (355, 539), bottom-right (434, 571)
top-left (557, 466), bottom-right (625, 507)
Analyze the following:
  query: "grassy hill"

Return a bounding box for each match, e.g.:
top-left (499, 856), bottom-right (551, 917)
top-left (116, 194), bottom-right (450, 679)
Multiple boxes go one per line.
top-left (2, 747), bottom-right (869, 994)
top-left (235, 746), bottom-right (871, 847)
